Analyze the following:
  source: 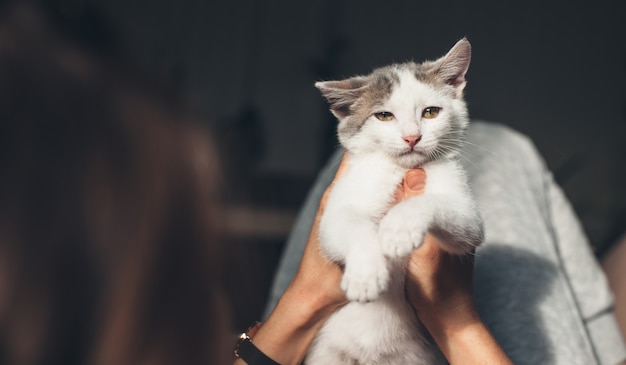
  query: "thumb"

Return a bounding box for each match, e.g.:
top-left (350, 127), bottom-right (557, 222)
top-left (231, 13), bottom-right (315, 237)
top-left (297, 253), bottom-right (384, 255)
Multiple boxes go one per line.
top-left (403, 169), bottom-right (426, 200)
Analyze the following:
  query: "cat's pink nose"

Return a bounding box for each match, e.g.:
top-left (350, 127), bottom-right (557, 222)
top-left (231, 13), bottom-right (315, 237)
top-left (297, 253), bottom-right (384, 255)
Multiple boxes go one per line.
top-left (403, 135), bottom-right (421, 148)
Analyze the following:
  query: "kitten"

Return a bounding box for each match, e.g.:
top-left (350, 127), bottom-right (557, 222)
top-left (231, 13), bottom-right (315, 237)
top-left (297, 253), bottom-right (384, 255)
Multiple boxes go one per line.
top-left (307, 38), bottom-right (484, 365)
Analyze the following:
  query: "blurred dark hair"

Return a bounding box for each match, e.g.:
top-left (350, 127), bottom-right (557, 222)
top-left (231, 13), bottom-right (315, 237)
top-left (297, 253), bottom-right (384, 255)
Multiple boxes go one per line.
top-left (0, 3), bottom-right (227, 365)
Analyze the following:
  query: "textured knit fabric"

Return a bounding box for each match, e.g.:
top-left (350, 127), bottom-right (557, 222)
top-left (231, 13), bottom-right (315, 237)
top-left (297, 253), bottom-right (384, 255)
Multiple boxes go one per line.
top-left (264, 121), bottom-right (626, 365)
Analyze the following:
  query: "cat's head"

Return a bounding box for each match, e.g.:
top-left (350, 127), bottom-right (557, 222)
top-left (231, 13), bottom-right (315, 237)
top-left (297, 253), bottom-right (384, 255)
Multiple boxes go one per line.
top-left (316, 38), bottom-right (471, 168)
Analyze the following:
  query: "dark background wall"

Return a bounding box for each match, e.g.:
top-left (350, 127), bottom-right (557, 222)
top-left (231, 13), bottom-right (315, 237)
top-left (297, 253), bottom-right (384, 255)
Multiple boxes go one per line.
top-left (31, 0), bottom-right (626, 327)
top-left (93, 0), bottom-right (626, 248)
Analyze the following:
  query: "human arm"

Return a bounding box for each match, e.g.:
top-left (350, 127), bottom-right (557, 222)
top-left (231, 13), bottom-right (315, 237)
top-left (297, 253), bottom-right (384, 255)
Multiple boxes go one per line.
top-left (234, 159), bottom-right (512, 365)
top-left (405, 234), bottom-right (513, 365)
top-left (400, 170), bottom-right (513, 365)
top-left (232, 157), bottom-right (348, 365)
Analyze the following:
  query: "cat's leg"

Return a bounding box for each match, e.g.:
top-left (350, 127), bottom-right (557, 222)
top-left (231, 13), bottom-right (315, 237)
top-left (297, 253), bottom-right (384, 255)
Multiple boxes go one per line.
top-left (320, 205), bottom-right (390, 302)
top-left (378, 195), bottom-right (431, 258)
top-left (340, 225), bottom-right (389, 302)
top-left (379, 194), bottom-right (483, 258)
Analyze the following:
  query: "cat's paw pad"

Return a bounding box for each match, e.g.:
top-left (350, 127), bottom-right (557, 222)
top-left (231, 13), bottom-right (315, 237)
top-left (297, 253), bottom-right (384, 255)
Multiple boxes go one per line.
top-left (379, 208), bottom-right (428, 258)
top-left (341, 257), bottom-right (389, 302)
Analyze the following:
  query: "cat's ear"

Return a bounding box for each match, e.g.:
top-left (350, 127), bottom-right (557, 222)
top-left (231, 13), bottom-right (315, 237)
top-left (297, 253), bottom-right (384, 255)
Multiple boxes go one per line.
top-left (315, 77), bottom-right (367, 119)
top-left (433, 38), bottom-right (471, 98)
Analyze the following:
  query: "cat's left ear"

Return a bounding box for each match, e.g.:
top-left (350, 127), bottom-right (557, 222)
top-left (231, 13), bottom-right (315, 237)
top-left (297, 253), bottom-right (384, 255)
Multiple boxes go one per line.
top-left (433, 38), bottom-right (471, 98)
top-left (315, 77), bottom-right (368, 120)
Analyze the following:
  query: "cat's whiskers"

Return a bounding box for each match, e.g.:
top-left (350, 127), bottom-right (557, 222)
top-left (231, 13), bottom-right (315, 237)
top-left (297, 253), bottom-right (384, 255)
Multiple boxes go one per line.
top-left (456, 139), bottom-right (497, 156)
top-left (447, 148), bottom-right (477, 169)
top-left (436, 139), bottom-right (478, 168)
top-left (431, 141), bottom-right (464, 161)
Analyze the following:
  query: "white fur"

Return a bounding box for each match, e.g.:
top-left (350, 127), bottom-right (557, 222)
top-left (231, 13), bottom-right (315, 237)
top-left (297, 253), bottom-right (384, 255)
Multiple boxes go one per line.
top-left (308, 41), bottom-right (483, 365)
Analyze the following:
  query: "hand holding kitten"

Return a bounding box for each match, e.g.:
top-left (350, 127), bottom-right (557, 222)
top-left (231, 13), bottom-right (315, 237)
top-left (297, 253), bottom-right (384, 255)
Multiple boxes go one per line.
top-left (394, 168), bottom-right (477, 329)
top-left (295, 154), bottom-right (476, 317)
top-left (246, 154), bottom-right (510, 365)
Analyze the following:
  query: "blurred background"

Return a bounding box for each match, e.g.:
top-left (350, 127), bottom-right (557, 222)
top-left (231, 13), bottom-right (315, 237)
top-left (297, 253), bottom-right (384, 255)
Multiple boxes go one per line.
top-left (1, 0), bottom-right (625, 353)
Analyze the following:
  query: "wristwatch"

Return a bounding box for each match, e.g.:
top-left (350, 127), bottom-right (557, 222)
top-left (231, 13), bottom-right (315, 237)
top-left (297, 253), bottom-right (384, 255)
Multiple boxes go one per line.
top-left (233, 322), bottom-right (281, 365)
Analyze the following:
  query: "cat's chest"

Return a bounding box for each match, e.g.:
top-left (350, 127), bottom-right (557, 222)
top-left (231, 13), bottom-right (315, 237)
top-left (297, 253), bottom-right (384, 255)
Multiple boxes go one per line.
top-left (336, 156), bottom-right (462, 207)
top-left (335, 155), bottom-right (405, 209)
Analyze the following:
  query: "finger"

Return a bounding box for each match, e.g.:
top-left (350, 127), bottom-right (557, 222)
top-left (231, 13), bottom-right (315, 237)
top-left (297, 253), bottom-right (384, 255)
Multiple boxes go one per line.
top-left (402, 168), bottom-right (426, 200)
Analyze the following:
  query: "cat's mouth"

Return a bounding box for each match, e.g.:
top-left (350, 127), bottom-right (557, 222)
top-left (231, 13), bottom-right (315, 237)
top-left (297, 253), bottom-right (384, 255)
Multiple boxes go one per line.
top-left (391, 147), bottom-right (430, 167)
top-left (397, 146), bottom-right (427, 157)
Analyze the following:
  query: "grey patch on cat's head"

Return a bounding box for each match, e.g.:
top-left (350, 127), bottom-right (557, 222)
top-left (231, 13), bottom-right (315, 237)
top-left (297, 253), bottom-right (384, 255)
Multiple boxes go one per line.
top-left (316, 68), bottom-right (401, 139)
top-left (315, 76), bottom-right (369, 119)
top-left (340, 69), bottom-right (399, 137)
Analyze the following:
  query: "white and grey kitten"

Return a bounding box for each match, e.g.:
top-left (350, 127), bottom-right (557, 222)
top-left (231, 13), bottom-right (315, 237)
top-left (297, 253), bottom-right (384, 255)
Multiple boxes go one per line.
top-left (307, 39), bottom-right (484, 365)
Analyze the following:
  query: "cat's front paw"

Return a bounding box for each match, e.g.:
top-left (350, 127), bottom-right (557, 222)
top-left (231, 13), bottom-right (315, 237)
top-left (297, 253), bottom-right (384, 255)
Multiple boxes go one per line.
top-left (379, 204), bottom-right (429, 258)
top-left (341, 255), bottom-right (389, 302)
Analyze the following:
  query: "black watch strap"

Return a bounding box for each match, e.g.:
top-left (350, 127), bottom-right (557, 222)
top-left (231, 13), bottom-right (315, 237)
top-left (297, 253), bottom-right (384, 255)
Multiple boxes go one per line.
top-left (233, 322), bottom-right (281, 365)
top-left (236, 336), bottom-right (281, 365)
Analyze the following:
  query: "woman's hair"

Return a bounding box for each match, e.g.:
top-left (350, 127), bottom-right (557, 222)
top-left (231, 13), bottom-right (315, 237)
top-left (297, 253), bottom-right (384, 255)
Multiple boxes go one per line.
top-left (0, 4), bottom-right (227, 365)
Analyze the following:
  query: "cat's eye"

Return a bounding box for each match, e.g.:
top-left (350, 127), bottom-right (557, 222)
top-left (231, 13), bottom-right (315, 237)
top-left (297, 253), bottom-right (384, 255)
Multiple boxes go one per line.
top-left (374, 111), bottom-right (394, 121)
top-left (422, 107), bottom-right (441, 119)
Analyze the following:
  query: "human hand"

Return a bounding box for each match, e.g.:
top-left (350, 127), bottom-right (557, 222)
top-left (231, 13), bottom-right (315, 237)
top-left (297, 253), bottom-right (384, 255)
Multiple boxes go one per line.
top-left (247, 164), bottom-right (508, 365)
top-left (297, 163), bottom-right (477, 318)
top-left (405, 236), bottom-right (478, 333)
top-left (286, 154), bottom-right (349, 314)
top-left (395, 170), bottom-right (478, 334)
top-left (243, 154), bottom-right (349, 365)
top-left (397, 172), bottom-right (512, 365)
top-left (288, 163), bottom-right (478, 330)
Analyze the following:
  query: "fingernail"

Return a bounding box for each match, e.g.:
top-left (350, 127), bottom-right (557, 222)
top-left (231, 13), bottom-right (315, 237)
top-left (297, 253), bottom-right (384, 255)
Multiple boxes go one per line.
top-left (405, 169), bottom-right (426, 192)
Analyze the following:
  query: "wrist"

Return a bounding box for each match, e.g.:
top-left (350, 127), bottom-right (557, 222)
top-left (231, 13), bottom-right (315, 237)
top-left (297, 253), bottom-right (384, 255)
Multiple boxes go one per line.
top-left (417, 300), bottom-right (481, 341)
top-left (422, 314), bottom-right (514, 365)
top-left (284, 249), bottom-right (347, 324)
top-left (274, 279), bottom-right (344, 337)
top-left (245, 285), bottom-right (341, 365)
top-left (233, 322), bottom-right (280, 365)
